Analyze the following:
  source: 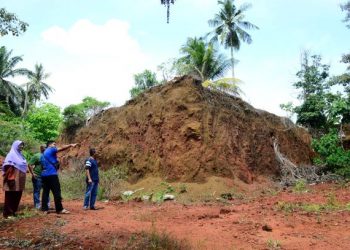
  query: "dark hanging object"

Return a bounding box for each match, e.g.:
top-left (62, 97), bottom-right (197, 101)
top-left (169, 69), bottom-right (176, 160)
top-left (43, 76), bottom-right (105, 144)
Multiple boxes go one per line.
top-left (161, 0), bottom-right (175, 23)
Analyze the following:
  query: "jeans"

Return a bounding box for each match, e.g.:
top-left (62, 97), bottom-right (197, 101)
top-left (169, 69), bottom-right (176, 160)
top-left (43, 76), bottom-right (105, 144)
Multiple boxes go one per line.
top-left (32, 176), bottom-right (50, 209)
top-left (83, 181), bottom-right (98, 208)
top-left (41, 175), bottom-right (63, 213)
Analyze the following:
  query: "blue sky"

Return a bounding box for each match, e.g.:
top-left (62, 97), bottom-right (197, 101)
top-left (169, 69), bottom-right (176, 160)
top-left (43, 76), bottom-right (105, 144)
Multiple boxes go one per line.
top-left (1, 0), bottom-right (349, 116)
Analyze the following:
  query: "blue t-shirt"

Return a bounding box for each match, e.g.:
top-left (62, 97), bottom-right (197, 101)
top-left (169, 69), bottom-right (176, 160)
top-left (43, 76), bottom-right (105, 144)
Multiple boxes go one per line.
top-left (41, 147), bottom-right (59, 176)
top-left (85, 157), bottom-right (99, 182)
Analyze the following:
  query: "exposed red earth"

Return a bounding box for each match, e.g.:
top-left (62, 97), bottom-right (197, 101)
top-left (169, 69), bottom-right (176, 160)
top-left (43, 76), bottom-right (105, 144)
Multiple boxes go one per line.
top-left (1, 181), bottom-right (350, 249)
top-left (59, 76), bottom-right (314, 184)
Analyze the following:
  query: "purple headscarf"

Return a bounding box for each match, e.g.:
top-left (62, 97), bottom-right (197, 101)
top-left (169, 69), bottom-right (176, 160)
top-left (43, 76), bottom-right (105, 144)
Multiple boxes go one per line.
top-left (2, 140), bottom-right (27, 173)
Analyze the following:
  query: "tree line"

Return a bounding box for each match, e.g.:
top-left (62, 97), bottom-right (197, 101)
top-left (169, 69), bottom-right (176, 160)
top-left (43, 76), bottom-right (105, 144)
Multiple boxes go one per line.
top-left (0, 8), bottom-right (109, 156)
top-left (280, 1), bottom-right (350, 177)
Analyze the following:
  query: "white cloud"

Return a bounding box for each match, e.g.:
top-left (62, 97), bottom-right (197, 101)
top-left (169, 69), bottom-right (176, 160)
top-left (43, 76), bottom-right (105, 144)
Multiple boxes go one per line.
top-left (41, 19), bottom-right (150, 108)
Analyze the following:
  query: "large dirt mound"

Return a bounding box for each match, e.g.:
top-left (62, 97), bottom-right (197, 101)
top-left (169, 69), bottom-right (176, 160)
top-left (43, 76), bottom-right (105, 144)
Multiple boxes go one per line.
top-left (60, 76), bottom-right (314, 183)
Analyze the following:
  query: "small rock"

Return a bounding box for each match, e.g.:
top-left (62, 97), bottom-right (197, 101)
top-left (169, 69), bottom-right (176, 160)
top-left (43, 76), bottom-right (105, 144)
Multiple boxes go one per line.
top-left (219, 208), bottom-right (231, 214)
top-left (142, 195), bottom-right (151, 201)
top-left (262, 224), bottom-right (273, 232)
top-left (122, 191), bottom-right (134, 196)
top-left (163, 194), bottom-right (175, 200)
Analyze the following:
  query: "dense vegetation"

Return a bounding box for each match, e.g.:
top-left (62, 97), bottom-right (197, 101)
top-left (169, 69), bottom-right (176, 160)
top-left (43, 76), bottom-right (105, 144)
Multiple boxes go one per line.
top-left (280, 4), bottom-right (350, 177)
top-left (0, 10), bottom-right (109, 155)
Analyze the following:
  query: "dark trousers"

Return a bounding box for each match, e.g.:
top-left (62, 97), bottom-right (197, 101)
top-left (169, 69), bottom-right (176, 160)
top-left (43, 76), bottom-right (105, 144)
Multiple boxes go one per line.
top-left (41, 175), bottom-right (63, 213)
top-left (3, 191), bottom-right (22, 218)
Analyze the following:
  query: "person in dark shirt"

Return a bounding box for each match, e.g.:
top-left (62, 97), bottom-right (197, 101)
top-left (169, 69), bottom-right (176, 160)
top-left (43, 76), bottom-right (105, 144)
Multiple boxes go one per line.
top-left (83, 148), bottom-right (99, 210)
top-left (28, 145), bottom-right (49, 209)
top-left (40, 140), bottom-right (78, 214)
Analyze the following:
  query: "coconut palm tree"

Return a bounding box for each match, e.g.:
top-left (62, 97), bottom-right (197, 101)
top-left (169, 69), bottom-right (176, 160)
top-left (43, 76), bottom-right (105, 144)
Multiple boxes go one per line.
top-left (0, 46), bottom-right (28, 114)
top-left (208, 0), bottom-right (258, 78)
top-left (178, 37), bottom-right (231, 81)
top-left (178, 37), bottom-right (242, 96)
top-left (22, 63), bottom-right (53, 116)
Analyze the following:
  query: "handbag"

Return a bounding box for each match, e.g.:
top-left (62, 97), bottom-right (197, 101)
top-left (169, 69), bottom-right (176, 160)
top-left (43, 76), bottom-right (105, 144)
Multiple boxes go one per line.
top-left (3, 166), bottom-right (16, 190)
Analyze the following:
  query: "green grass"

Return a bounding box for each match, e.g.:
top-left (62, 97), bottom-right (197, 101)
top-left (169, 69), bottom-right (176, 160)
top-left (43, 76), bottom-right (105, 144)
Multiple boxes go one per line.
top-left (0, 205), bottom-right (40, 229)
top-left (59, 165), bottom-right (128, 200)
top-left (293, 179), bottom-right (308, 193)
top-left (122, 230), bottom-right (191, 250)
top-left (266, 239), bottom-right (281, 250)
top-left (276, 193), bottom-right (346, 213)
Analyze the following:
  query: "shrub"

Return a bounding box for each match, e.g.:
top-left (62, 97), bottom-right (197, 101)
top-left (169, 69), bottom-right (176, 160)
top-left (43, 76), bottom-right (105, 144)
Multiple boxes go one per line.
top-left (312, 130), bottom-right (350, 177)
top-left (0, 118), bottom-right (39, 156)
top-left (26, 103), bottom-right (62, 142)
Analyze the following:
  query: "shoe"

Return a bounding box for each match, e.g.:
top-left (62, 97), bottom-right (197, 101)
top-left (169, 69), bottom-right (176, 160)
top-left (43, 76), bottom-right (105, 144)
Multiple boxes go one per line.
top-left (42, 210), bottom-right (49, 215)
top-left (90, 207), bottom-right (98, 210)
top-left (83, 206), bottom-right (88, 210)
top-left (58, 209), bottom-right (70, 214)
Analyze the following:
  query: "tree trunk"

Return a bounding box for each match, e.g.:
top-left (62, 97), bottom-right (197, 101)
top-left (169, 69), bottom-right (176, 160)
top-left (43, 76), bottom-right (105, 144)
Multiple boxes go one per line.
top-left (231, 47), bottom-right (235, 79)
top-left (22, 83), bottom-right (29, 117)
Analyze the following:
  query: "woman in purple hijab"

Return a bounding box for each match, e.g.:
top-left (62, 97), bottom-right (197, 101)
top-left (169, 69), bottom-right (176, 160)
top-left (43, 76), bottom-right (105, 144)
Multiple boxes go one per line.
top-left (2, 140), bottom-right (27, 218)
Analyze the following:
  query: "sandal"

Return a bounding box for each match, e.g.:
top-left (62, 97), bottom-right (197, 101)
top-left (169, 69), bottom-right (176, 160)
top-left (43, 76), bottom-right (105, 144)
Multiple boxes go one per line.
top-left (58, 209), bottom-right (70, 214)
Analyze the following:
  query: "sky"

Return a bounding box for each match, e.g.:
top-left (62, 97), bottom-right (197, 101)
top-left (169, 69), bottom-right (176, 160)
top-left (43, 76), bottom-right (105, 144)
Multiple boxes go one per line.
top-left (0, 0), bottom-right (349, 116)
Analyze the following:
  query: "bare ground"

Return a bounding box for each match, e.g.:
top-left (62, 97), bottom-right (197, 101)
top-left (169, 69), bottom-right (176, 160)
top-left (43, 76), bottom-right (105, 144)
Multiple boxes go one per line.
top-left (1, 182), bottom-right (350, 249)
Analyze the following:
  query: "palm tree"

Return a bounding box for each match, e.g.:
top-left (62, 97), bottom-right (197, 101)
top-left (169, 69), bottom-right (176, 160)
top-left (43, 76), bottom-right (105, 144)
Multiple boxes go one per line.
top-left (178, 37), bottom-right (231, 81)
top-left (22, 63), bottom-right (53, 116)
top-left (208, 0), bottom-right (258, 78)
top-left (0, 46), bottom-right (28, 114)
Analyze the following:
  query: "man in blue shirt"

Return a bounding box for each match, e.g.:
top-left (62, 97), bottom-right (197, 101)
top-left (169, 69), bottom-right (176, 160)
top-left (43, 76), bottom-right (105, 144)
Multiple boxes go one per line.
top-left (83, 148), bottom-right (99, 210)
top-left (41, 140), bottom-right (78, 214)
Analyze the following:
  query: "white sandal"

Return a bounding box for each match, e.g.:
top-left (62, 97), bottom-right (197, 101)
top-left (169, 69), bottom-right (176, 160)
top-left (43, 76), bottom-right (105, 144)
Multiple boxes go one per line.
top-left (58, 209), bottom-right (70, 214)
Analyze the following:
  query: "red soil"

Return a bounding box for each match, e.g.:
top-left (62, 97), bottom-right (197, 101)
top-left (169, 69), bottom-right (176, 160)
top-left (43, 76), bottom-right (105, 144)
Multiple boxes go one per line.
top-left (59, 76), bottom-right (314, 184)
top-left (1, 182), bottom-right (350, 249)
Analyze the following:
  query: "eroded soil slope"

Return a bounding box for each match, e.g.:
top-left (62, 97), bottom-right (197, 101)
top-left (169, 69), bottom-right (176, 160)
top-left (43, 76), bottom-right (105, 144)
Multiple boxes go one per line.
top-left (60, 76), bottom-right (313, 183)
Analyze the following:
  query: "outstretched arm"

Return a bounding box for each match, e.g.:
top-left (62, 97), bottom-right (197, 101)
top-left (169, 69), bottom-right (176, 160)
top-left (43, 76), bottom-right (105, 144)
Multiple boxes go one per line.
top-left (57, 143), bottom-right (79, 152)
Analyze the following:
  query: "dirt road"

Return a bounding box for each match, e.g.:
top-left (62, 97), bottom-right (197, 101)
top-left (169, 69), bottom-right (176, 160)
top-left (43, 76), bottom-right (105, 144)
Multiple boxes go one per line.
top-left (1, 183), bottom-right (350, 249)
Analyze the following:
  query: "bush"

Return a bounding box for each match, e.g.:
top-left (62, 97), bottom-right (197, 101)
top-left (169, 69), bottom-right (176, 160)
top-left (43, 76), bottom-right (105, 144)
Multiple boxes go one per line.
top-left (62, 104), bottom-right (86, 133)
top-left (0, 118), bottom-right (39, 156)
top-left (26, 103), bottom-right (62, 142)
top-left (312, 130), bottom-right (350, 177)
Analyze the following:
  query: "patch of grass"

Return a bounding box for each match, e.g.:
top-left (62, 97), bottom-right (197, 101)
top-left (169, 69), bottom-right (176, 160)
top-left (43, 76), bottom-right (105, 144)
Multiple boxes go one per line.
top-left (60, 170), bottom-right (85, 199)
top-left (0, 206), bottom-right (39, 229)
top-left (276, 201), bottom-right (298, 213)
top-left (293, 179), bottom-right (308, 193)
top-left (263, 188), bottom-right (280, 196)
top-left (123, 230), bottom-right (191, 250)
top-left (54, 218), bottom-right (67, 227)
top-left (60, 165), bottom-right (128, 200)
top-left (266, 239), bottom-right (281, 250)
top-left (276, 194), bottom-right (346, 214)
top-left (0, 237), bottom-right (32, 248)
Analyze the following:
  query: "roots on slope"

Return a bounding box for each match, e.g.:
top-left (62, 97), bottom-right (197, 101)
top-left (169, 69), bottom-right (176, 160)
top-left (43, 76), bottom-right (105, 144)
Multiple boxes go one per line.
top-left (273, 137), bottom-right (342, 186)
